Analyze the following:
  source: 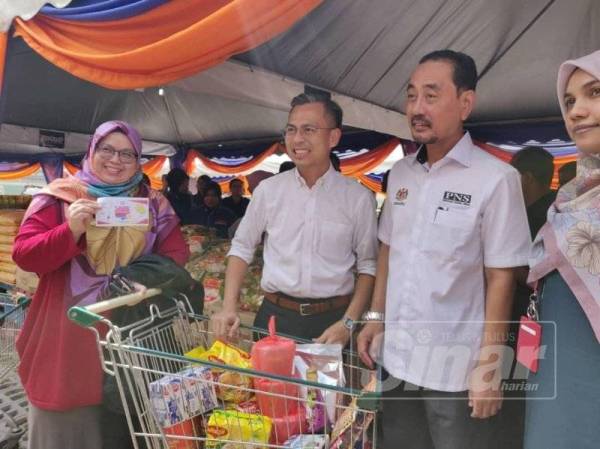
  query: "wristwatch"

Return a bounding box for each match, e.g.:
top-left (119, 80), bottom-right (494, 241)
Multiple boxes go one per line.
top-left (342, 316), bottom-right (356, 331)
top-left (362, 310), bottom-right (385, 322)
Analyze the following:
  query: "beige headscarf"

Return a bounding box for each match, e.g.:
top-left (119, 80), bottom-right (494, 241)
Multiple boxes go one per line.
top-left (528, 50), bottom-right (600, 342)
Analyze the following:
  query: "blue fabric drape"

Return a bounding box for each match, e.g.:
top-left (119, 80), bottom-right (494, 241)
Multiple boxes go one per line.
top-left (40, 0), bottom-right (168, 21)
top-left (40, 158), bottom-right (64, 182)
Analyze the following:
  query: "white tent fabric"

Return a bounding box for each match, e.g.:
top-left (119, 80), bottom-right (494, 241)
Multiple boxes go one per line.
top-left (174, 61), bottom-right (411, 139)
top-left (0, 0), bottom-right (71, 32)
top-left (0, 124), bottom-right (176, 156)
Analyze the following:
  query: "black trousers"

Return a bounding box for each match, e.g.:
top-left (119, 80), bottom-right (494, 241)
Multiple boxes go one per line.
top-left (253, 297), bottom-right (345, 341)
top-left (380, 370), bottom-right (497, 449)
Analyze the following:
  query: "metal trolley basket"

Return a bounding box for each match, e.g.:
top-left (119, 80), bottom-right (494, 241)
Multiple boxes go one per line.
top-left (69, 290), bottom-right (379, 449)
top-left (0, 292), bottom-right (31, 449)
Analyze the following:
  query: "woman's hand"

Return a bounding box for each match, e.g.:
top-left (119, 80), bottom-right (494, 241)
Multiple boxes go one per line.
top-left (67, 199), bottom-right (100, 242)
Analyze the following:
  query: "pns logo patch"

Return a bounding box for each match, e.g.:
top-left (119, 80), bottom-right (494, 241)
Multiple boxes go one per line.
top-left (394, 187), bottom-right (409, 205)
top-left (443, 191), bottom-right (472, 206)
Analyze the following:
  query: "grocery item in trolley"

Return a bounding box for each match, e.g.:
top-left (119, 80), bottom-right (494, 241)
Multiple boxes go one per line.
top-left (283, 434), bottom-right (328, 449)
top-left (189, 340), bottom-right (253, 404)
top-left (293, 344), bottom-right (345, 432)
top-left (251, 316), bottom-right (296, 377)
top-left (149, 365), bottom-right (219, 427)
top-left (329, 376), bottom-right (377, 449)
top-left (206, 409), bottom-right (272, 449)
top-left (269, 405), bottom-right (307, 445)
top-left (254, 377), bottom-right (299, 417)
top-left (162, 418), bottom-right (203, 449)
top-left (234, 399), bottom-right (260, 414)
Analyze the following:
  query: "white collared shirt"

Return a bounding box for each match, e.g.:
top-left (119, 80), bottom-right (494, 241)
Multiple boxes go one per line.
top-left (229, 165), bottom-right (378, 298)
top-left (379, 132), bottom-right (531, 391)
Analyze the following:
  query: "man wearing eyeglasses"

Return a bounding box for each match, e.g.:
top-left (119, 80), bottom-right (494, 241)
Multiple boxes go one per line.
top-left (211, 93), bottom-right (378, 344)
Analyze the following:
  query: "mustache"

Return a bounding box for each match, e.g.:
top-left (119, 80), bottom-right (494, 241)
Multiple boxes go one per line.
top-left (410, 115), bottom-right (432, 126)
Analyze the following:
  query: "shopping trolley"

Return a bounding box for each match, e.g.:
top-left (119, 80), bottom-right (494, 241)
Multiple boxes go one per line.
top-left (0, 293), bottom-right (30, 449)
top-left (69, 289), bottom-right (379, 449)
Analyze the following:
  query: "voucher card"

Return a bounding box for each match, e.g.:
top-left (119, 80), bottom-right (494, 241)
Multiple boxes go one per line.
top-left (96, 197), bottom-right (150, 227)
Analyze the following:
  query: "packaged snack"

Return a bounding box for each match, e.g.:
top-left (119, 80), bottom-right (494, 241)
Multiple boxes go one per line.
top-left (149, 366), bottom-right (219, 427)
top-left (194, 340), bottom-right (252, 370)
top-left (191, 341), bottom-right (253, 404)
top-left (206, 410), bottom-right (272, 449)
top-left (293, 344), bottom-right (345, 432)
top-left (203, 276), bottom-right (223, 303)
top-left (234, 399), bottom-right (261, 415)
top-left (184, 346), bottom-right (208, 361)
top-left (283, 434), bottom-right (328, 449)
top-left (329, 377), bottom-right (377, 449)
top-left (216, 370), bottom-right (253, 403)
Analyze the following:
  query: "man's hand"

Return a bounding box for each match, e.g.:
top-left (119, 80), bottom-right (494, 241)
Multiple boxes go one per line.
top-left (357, 322), bottom-right (384, 369)
top-left (211, 309), bottom-right (241, 341)
top-left (468, 372), bottom-right (503, 419)
top-left (314, 320), bottom-right (351, 346)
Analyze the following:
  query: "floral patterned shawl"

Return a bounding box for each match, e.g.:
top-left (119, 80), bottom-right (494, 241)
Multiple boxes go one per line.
top-left (528, 50), bottom-right (600, 342)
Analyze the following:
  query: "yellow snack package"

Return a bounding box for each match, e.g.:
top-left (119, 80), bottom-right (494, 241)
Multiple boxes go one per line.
top-left (194, 340), bottom-right (252, 370)
top-left (206, 410), bottom-right (272, 449)
top-left (184, 345), bottom-right (207, 361)
top-left (188, 341), bottom-right (253, 404)
top-left (215, 370), bottom-right (253, 404)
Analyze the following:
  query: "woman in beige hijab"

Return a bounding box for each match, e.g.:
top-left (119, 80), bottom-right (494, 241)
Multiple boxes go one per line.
top-left (524, 51), bottom-right (600, 449)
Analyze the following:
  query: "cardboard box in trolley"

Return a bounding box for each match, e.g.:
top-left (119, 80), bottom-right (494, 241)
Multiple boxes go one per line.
top-left (149, 365), bottom-right (219, 427)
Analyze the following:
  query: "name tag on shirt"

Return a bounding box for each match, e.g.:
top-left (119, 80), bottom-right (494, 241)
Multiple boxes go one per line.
top-left (442, 190), bottom-right (472, 206)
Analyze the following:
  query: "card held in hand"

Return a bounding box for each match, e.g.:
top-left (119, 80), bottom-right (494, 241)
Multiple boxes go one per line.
top-left (96, 197), bottom-right (150, 227)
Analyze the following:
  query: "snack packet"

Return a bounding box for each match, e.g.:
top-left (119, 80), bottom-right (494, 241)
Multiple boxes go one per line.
top-left (189, 341), bottom-right (253, 404)
top-left (293, 344), bottom-right (344, 432)
top-left (329, 377), bottom-right (377, 449)
top-left (206, 410), bottom-right (272, 449)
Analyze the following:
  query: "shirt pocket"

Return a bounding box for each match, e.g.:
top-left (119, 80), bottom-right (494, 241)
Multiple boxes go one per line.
top-left (317, 220), bottom-right (353, 263)
top-left (420, 207), bottom-right (476, 261)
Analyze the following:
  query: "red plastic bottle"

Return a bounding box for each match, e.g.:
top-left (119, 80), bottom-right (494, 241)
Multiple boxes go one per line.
top-left (251, 316), bottom-right (296, 376)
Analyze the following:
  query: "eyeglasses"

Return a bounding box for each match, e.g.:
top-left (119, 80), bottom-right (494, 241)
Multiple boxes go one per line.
top-left (96, 146), bottom-right (137, 164)
top-left (283, 125), bottom-right (336, 138)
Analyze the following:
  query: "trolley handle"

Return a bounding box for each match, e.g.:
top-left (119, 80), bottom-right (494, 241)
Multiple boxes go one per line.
top-left (68, 288), bottom-right (162, 327)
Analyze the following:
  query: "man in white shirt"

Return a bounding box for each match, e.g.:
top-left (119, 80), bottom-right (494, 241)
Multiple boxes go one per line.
top-left (357, 50), bottom-right (531, 448)
top-left (212, 93), bottom-right (378, 344)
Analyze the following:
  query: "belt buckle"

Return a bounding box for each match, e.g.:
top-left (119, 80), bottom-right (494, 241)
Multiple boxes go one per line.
top-left (299, 303), bottom-right (312, 316)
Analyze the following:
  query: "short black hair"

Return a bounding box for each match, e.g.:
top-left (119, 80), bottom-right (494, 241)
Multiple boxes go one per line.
top-left (166, 168), bottom-right (189, 192)
top-left (204, 181), bottom-right (222, 198)
top-left (419, 50), bottom-right (478, 92)
top-left (290, 92), bottom-right (343, 129)
top-left (229, 178), bottom-right (243, 188)
top-left (511, 146), bottom-right (555, 187)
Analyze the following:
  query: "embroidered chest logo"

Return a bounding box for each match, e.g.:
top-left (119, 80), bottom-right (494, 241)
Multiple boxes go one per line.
top-left (394, 187), bottom-right (409, 205)
top-left (443, 191), bottom-right (472, 206)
